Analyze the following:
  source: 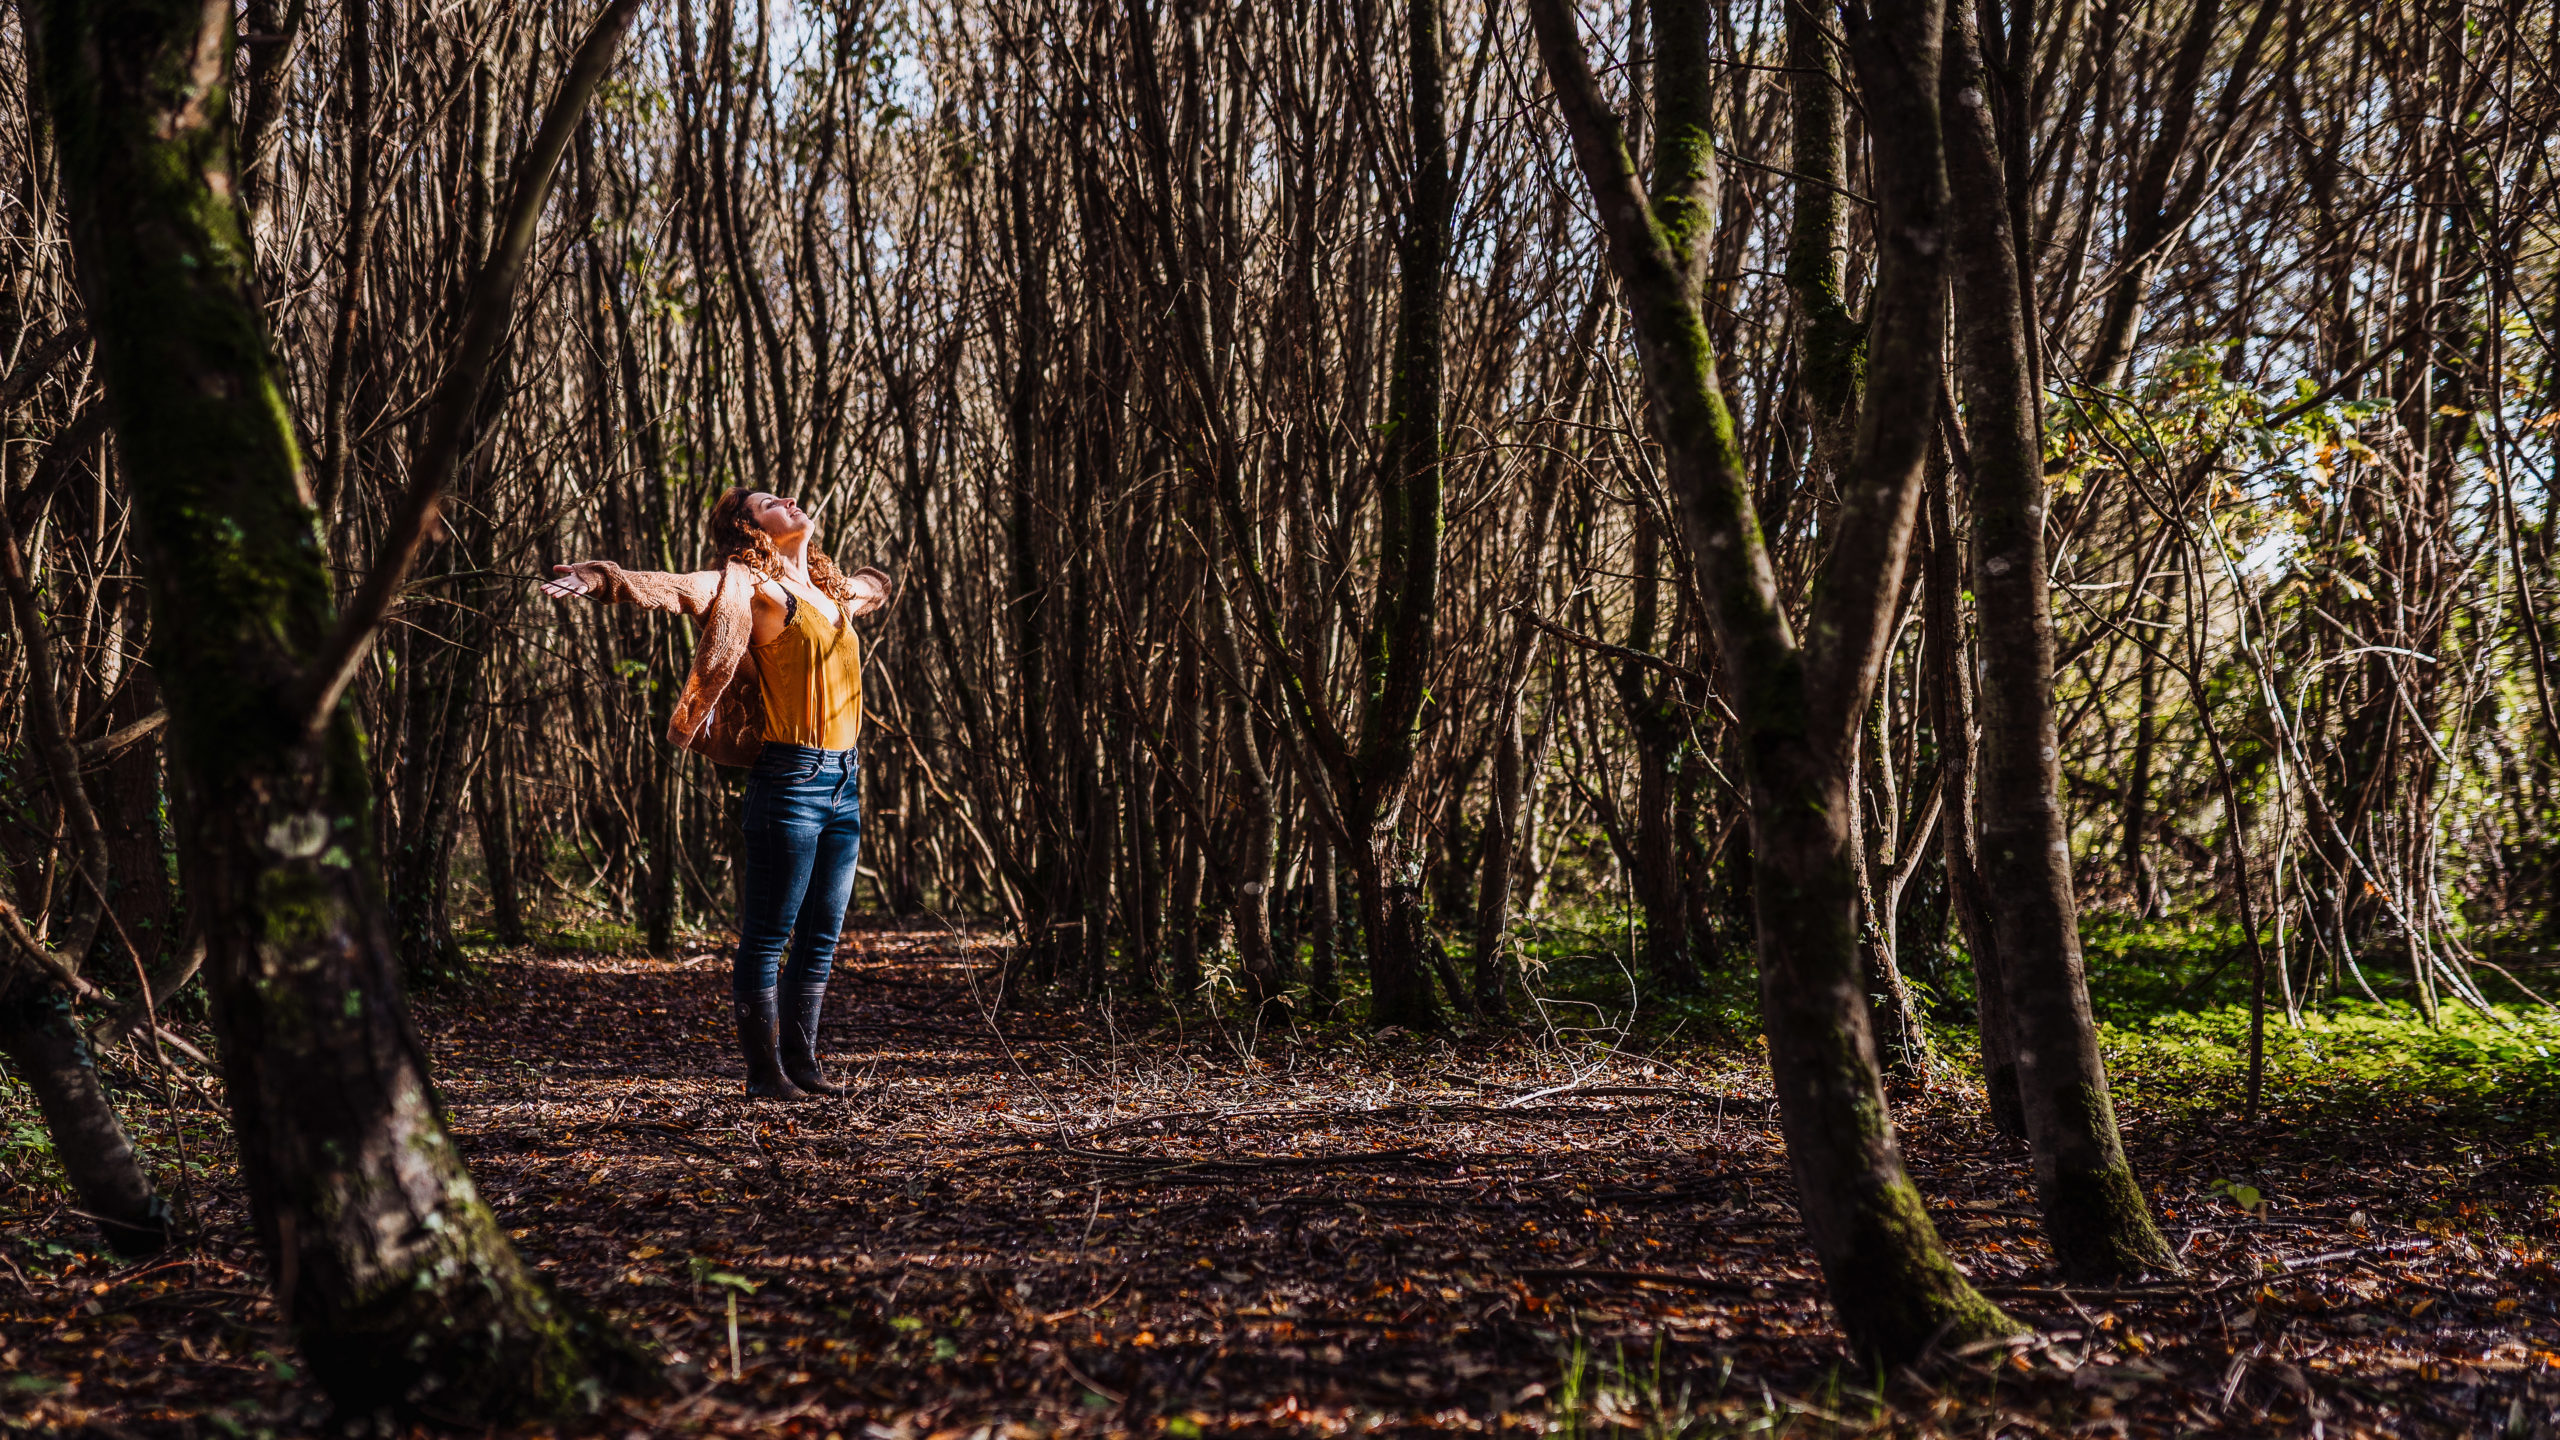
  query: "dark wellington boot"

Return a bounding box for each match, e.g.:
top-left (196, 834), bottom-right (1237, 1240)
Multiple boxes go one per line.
top-left (736, 987), bottom-right (806, 1100)
top-left (781, 980), bottom-right (846, 1096)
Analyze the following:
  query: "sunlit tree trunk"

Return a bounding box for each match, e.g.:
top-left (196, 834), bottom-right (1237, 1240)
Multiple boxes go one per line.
top-left (1945, 3), bottom-right (2177, 1281)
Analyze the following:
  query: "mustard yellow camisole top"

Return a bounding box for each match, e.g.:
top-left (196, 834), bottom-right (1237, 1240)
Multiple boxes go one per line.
top-left (752, 589), bottom-right (863, 750)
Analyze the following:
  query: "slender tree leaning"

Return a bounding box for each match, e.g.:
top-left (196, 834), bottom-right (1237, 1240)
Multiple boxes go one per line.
top-left (26, 0), bottom-right (649, 1418)
top-left (0, 978), bottom-right (169, 1255)
top-left (1943, 2), bottom-right (2178, 1281)
top-left (0, 373), bottom-right (171, 1253)
top-left (1527, 0), bottom-right (2019, 1365)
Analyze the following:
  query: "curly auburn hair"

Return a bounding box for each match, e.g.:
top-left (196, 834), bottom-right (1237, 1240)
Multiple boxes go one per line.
top-left (705, 487), bottom-right (857, 603)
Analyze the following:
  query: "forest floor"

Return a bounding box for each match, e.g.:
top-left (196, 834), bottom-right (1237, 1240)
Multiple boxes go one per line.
top-left (5, 919), bottom-right (2560, 1438)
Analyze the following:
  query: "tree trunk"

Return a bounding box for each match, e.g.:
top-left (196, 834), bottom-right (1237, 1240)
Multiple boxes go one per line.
top-left (473, 738), bottom-right (526, 947)
top-left (1944, 4), bottom-right (2178, 1281)
top-left (30, 0), bottom-right (645, 1414)
top-left (0, 978), bottom-right (171, 1254)
top-left (1782, 0), bottom-right (1862, 464)
top-left (1472, 626), bottom-right (1533, 1016)
top-left (1925, 465), bottom-right (2024, 1137)
top-left (1167, 631), bottom-right (1205, 998)
top-left (1123, 728), bottom-right (1161, 993)
top-left (1353, 838), bottom-right (1434, 1028)
top-left (1852, 736), bottom-right (1932, 1088)
top-left (1616, 515), bottom-right (1699, 994)
top-left (1004, 114), bottom-right (1063, 977)
top-left (1307, 826), bottom-right (1337, 1014)
top-left (314, 0), bottom-right (370, 519)
top-left (100, 663), bottom-right (177, 961)
top-left (1065, 460), bottom-right (1109, 998)
top-left (387, 562), bottom-right (490, 978)
top-left (1206, 570), bottom-right (1289, 1012)
top-left (1474, 287), bottom-right (1596, 1010)
top-left (580, 117), bottom-right (683, 957)
top-left (0, 457), bottom-right (107, 968)
top-left (640, 713), bottom-right (681, 955)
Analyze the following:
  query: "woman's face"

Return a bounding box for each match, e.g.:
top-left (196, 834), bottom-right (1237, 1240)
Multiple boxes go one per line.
top-left (747, 492), bottom-right (812, 543)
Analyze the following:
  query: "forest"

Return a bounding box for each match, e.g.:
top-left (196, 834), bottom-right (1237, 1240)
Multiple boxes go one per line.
top-left (1, 0), bottom-right (2557, 1433)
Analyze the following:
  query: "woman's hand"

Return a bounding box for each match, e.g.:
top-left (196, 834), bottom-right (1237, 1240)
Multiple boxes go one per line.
top-left (541, 563), bottom-right (594, 600)
top-left (846, 566), bottom-right (891, 616)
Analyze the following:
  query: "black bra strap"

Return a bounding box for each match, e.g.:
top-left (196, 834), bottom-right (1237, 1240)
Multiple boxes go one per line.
top-left (782, 590), bottom-right (799, 628)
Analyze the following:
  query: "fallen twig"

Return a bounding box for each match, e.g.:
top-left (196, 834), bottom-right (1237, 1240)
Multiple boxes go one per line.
top-left (2282, 1238), bottom-right (2434, 1273)
top-left (1042, 1342), bottom-right (1126, 1405)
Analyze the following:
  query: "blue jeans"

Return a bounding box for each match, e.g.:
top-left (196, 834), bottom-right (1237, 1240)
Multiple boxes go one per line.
top-left (733, 744), bottom-right (862, 1003)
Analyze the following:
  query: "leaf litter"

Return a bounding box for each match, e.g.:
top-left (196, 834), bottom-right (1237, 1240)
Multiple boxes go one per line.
top-left (3, 921), bottom-right (2557, 1437)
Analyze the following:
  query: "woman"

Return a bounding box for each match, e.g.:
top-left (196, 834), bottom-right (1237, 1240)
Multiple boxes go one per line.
top-left (543, 490), bottom-right (890, 1100)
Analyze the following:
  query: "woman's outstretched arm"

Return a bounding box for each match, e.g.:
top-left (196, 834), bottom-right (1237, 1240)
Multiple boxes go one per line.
top-left (541, 561), bottom-right (724, 615)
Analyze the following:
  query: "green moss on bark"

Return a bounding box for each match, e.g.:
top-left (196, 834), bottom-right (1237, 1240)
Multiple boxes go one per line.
top-left (2038, 1076), bottom-right (2178, 1279)
top-left (1825, 1175), bottom-right (2021, 1365)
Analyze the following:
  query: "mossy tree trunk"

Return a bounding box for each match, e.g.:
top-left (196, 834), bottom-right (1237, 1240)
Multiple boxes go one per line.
top-left (28, 0), bottom-right (645, 1417)
top-left (1344, 0), bottom-right (1451, 1030)
top-left (1943, 4), bottom-right (2179, 1282)
top-left (1528, 0), bottom-right (2016, 1367)
top-left (1781, 0), bottom-right (1863, 467)
top-left (1778, 0), bottom-right (1929, 1087)
top-left (1208, 0), bottom-right (1451, 1030)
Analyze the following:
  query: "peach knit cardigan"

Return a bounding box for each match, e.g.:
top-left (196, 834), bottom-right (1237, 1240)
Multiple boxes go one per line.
top-left (563, 558), bottom-right (888, 767)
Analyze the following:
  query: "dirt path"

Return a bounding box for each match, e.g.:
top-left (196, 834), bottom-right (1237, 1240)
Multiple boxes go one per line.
top-left (4, 923), bottom-right (2556, 1436)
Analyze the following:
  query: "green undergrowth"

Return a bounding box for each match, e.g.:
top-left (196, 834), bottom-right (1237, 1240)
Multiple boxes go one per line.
top-left (2102, 998), bottom-right (2560, 1129)
top-left (454, 915), bottom-right (728, 960)
top-left (2076, 909), bottom-right (2560, 1019)
top-left (1505, 907), bottom-right (1760, 1052)
top-left (2077, 911), bottom-right (2253, 1018)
